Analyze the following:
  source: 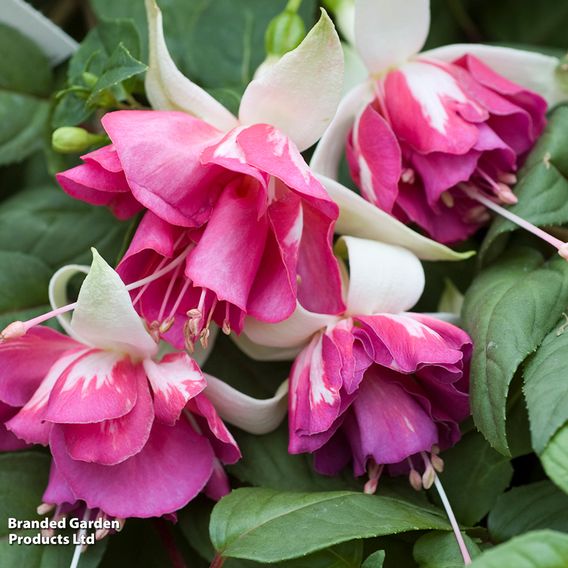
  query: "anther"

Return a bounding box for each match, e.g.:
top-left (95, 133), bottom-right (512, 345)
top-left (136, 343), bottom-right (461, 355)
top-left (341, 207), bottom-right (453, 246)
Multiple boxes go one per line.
top-left (37, 502), bottom-right (55, 516)
top-left (441, 191), bottom-right (455, 208)
top-left (401, 168), bottom-right (415, 184)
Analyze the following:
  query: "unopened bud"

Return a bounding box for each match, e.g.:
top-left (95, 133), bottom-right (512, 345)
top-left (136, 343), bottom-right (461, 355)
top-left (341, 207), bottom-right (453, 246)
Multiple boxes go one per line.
top-left (265, 7), bottom-right (306, 57)
top-left (52, 127), bottom-right (106, 154)
top-left (82, 71), bottom-right (99, 88)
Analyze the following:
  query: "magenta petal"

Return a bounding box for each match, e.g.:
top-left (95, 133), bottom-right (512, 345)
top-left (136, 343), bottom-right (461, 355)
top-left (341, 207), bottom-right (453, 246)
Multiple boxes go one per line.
top-left (143, 353), bottom-right (206, 426)
top-left (42, 461), bottom-right (76, 506)
top-left (0, 327), bottom-right (80, 407)
top-left (6, 350), bottom-right (85, 446)
top-left (45, 350), bottom-right (139, 424)
top-left (0, 402), bottom-right (29, 451)
top-left (203, 461), bottom-right (232, 501)
top-left (349, 104), bottom-right (402, 212)
top-left (187, 394), bottom-right (241, 464)
top-left (185, 179), bottom-right (269, 310)
top-left (345, 368), bottom-right (438, 473)
top-left (102, 110), bottom-right (226, 227)
top-left (51, 416), bottom-right (215, 518)
top-left (62, 373), bottom-right (154, 465)
top-left (354, 314), bottom-right (464, 373)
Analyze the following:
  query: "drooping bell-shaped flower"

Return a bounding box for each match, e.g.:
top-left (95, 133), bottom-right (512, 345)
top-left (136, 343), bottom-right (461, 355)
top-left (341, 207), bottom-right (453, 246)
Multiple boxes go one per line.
top-left (56, 0), bottom-right (347, 350)
top-left (0, 250), bottom-right (241, 520)
top-left (240, 237), bottom-right (471, 489)
top-left (312, 0), bottom-right (568, 250)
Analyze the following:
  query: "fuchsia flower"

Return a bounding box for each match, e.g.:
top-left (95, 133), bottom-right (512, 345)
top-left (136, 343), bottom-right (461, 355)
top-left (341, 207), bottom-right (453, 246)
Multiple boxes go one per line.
top-left (312, 0), bottom-right (566, 245)
top-left (56, 0), bottom-right (347, 350)
top-left (242, 236), bottom-right (471, 490)
top-left (0, 251), bottom-right (240, 520)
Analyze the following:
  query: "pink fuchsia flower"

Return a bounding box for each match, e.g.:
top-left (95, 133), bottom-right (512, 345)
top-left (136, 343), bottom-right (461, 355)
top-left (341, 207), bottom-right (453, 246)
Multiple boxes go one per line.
top-left (56, 0), bottom-right (347, 349)
top-left (312, 0), bottom-right (568, 247)
top-left (0, 250), bottom-right (240, 520)
top-left (241, 236), bottom-right (471, 490)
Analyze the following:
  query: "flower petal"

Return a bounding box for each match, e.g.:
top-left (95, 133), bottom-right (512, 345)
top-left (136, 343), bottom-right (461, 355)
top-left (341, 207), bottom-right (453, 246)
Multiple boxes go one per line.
top-left (70, 249), bottom-right (158, 359)
top-left (239, 9), bottom-right (344, 151)
top-left (44, 349), bottom-right (139, 424)
top-left (423, 43), bottom-right (565, 107)
top-left (144, 0), bottom-right (238, 131)
top-left (310, 81), bottom-right (374, 179)
top-left (231, 333), bottom-right (302, 361)
top-left (316, 174), bottom-right (473, 261)
top-left (42, 462), bottom-right (76, 506)
top-left (354, 0), bottom-right (430, 73)
top-left (0, 327), bottom-right (79, 407)
top-left (203, 374), bottom-right (288, 435)
top-left (51, 416), bottom-right (215, 518)
top-left (61, 370), bottom-right (154, 465)
top-left (143, 352), bottom-right (206, 425)
top-left (337, 236), bottom-right (424, 315)
top-left (244, 301), bottom-right (339, 349)
top-left (0, 403), bottom-right (29, 451)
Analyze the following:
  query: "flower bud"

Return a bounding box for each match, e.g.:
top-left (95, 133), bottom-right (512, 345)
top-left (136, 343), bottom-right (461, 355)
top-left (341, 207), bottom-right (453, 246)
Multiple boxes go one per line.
top-left (265, 8), bottom-right (306, 57)
top-left (81, 71), bottom-right (99, 88)
top-left (51, 127), bottom-right (106, 154)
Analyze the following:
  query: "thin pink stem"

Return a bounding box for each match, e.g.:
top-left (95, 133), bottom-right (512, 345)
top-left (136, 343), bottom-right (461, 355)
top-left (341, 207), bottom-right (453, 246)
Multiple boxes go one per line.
top-left (434, 476), bottom-right (472, 565)
top-left (463, 186), bottom-right (565, 250)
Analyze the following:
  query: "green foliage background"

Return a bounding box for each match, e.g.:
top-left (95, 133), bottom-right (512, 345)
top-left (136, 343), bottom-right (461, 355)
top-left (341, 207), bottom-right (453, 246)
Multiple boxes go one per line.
top-left (1, 0), bottom-right (568, 566)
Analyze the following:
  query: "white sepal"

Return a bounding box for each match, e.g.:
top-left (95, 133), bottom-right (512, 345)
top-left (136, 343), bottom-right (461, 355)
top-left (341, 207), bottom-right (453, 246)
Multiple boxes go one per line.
top-left (204, 375), bottom-right (288, 435)
top-left (145, 0), bottom-right (238, 131)
top-left (239, 9), bottom-right (344, 151)
top-left (231, 333), bottom-right (302, 361)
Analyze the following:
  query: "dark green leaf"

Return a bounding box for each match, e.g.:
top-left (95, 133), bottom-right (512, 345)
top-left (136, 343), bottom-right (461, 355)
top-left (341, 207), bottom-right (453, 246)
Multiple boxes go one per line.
top-left (0, 24), bottom-right (52, 165)
top-left (488, 481), bottom-right (568, 542)
top-left (469, 530), bottom-right (568, 567)
top-left (540, 425), bottom-right (568, 494)
top-left (430, 431), bottom-right (513, 526)
top-left (481, 106), bottom-right (568, 263)
top-left (523, 318), bottom-right (568, 453)
top-left (462, 246), bottom-right (568, 454)
top-left (210, 488), bottom-right (449, 563)
top-left (413, 531), bottom-right (481, 567)
top-left (88, 44), bottom-right (147, 104)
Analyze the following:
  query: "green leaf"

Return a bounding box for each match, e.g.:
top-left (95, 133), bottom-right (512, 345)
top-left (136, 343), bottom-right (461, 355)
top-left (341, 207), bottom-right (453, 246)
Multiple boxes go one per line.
top-left (523, 318), bottom-right (568, 453)
top-left (430, 431), bottom-right (513, 526)
top-left (488, 481), bottom-right (568, 543)
top-left (88, 43), bottom-right (147, 104)
top-left (540, 425), bottom-right (568, 495)
top-left (481, 106), bottom-right (568, 263)
top-left (209, 488), bottom-right (449, 563)
top-left (413, 531), bottom-right (481, 567)
top-left (362, 550), bottom-right (385, 568)
top-left (469, 530), bottom-right (568, 568)
top-left (0, 24), bottom-right (52, 165)
top-left (462, 245), bottom-right (568, 454)
top-left (0, 185), bottom-right (132, 328)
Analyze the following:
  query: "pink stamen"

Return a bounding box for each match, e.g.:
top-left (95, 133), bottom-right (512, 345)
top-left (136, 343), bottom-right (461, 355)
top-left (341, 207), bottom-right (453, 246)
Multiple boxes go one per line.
top-left (165, 278), bottom-right (192, 323)
top-left (462, 185), bottom-right (568, 259)
top-left (434, 476), bottom-right (472, 565)
top-left (157, 263), bottom-right (183, 322)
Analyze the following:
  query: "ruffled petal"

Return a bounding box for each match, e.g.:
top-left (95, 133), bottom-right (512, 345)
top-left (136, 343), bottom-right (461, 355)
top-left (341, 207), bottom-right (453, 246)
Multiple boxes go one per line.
top-left (143, 352), bottom-right (206, 425)
top-left (61, 370), bottom-right (154, 465)
top-left (51, 416), bottom-right (215, 518)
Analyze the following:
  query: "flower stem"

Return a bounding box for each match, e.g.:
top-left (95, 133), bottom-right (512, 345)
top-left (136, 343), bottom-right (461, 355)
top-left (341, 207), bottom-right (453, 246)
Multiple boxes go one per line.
top-left (209, 554), bottom-right (225, 568)
top-left (434, 476), bottom-right (472, 565)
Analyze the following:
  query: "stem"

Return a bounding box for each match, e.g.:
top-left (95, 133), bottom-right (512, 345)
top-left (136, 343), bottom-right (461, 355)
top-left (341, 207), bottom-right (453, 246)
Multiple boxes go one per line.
top-left (152, 520), bottom-right (187, 568)
top-left (434, 476), bottom-right (472, 565)
top-left (463, 186), bottom-right (566, 251)
top-left (286, 0), bottom-right (302, 12)
top-left (209, 554), bottom-right (225, 568)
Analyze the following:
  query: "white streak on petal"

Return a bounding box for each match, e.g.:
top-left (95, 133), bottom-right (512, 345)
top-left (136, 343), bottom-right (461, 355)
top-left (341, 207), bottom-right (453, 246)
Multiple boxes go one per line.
top-left (354, 0), bottom-right (430, 74)
top-left (145, 0), bottom-right (238, 131)
top-left (204, 375), bottom-right (288, 435)
top-left (424, 43), bottom-right (565, 107)
top-left (317, 174), bottom-right (474, 261)
top-left (338, 236), bottom-right (424, 315)
top-left (239, 9), bottom-right (344, 151)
